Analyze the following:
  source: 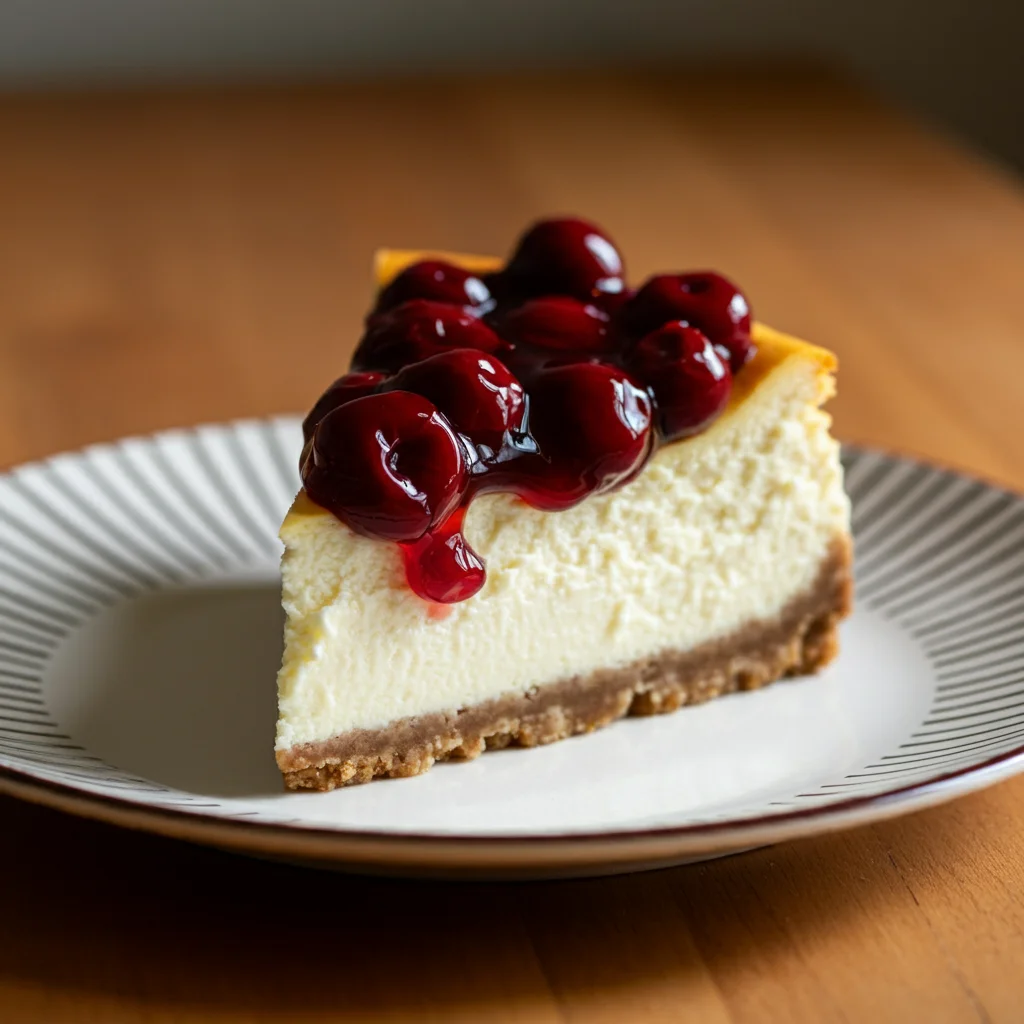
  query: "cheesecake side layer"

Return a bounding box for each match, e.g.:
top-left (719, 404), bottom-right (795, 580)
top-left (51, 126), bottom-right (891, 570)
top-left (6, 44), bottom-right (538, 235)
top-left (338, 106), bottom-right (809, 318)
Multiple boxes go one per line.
top-left (276, 338), bottom-right (849, 751)
top-left (280, 536), bottom-right (852, 790)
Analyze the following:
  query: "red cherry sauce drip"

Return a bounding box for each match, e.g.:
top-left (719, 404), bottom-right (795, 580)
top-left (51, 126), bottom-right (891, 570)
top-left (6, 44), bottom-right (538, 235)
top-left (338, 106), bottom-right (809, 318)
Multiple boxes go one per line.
top-left (401, 506), bottom-right (485, 605)
top-left (302, 218), bottom-right (755, 604)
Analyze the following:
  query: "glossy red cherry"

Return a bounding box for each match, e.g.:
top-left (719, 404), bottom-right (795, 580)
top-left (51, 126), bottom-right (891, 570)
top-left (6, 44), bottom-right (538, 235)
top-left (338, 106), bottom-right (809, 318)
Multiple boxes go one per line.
top-left (302, 371), bottom-right (387, 442)
top-left (501, 296), bottom-right (614, 356)
top-left (524, 362), bottom-right (653, 509)
top-left (352, 300), bottom-right (503, 373)
top-left (384, 349), bottom-right (525, 453)
top-left (629, 323), bottom-right (732, 441)
top-left (503, 217), bottom-right (626, 301)
top-left (372, 260), bottom-right (492, 317)
top-left (303, 391), bottom-right (468, 542)
top-left (592, 286), bottom-right (634, 321)
top-left (620, 272), bottom-right (753, 372)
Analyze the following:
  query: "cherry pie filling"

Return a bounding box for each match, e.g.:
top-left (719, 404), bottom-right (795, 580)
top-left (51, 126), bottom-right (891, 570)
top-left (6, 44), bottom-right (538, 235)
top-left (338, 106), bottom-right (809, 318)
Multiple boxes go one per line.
top-left (301, 217), bottom-right (756, 604)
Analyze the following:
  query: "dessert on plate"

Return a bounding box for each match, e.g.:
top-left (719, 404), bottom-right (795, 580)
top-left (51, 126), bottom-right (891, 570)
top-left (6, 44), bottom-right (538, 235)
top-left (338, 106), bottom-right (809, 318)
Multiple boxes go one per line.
top-left (275, 217), bottom-right (853, 791)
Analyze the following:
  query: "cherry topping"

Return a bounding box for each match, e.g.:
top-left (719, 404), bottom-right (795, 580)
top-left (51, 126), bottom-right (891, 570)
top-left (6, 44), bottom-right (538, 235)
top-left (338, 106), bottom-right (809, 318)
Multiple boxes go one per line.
top-left (620, 272), bottom-right (754, 372)
top-left (524, 363), bottom-right (653, 509)
top-left (303, 391), bottom-right (468, 542)
top-left (384, 349), bottom-right (525, 453)
top-left (372, 260), bottom-right (492, 317)
top-left (353, 300), bottom-right (503, 373)
top-left (629, 323), bottom-right (732, 441)
top-left (303, 216), bottom-right (758, 604)
top-left (302, 371), bottom-right (387, 442)
top-left (501, 296), bottom-right (614, 356)
top-left (402, 509), bottom-right (486, 604)
top-left (503, 217), bottom-right (626, 302)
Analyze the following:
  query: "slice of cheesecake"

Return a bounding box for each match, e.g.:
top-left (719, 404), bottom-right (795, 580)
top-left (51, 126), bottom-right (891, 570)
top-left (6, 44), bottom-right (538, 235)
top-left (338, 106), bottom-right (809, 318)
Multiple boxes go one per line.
top-left (275, 219), bottom-right (852, 791)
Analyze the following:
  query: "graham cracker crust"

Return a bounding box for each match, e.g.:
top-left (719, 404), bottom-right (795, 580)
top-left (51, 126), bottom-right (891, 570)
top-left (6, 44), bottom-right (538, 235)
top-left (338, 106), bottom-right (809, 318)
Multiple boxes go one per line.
top-left (278, 537), bottom-right (853, 791)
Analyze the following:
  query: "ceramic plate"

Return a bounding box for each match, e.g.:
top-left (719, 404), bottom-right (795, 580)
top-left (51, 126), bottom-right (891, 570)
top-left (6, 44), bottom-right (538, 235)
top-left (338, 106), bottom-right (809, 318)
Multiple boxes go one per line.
top-left (1, 419), bottom-right (1023, 879)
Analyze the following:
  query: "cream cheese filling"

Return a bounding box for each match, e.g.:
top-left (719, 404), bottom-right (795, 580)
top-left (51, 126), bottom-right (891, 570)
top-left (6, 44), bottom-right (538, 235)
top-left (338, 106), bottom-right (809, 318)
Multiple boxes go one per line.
top-left (276, 339), bottom-right (849, 751)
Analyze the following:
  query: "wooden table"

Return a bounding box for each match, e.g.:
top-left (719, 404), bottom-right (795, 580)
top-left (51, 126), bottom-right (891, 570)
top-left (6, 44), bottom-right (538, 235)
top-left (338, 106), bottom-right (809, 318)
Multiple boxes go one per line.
top-left (2, 68), bottom-right (1024, 1023)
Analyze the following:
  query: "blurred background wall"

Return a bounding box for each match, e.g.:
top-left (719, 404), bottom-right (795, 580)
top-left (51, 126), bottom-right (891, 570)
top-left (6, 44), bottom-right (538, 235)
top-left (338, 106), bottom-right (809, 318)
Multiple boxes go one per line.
top-left (0, 0), bottom-right (1021, 171)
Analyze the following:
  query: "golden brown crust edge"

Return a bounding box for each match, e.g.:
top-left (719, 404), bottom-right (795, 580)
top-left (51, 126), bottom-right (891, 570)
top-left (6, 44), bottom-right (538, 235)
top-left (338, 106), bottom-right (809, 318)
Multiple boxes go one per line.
top-left (279, 536), bottom-right (854, 792)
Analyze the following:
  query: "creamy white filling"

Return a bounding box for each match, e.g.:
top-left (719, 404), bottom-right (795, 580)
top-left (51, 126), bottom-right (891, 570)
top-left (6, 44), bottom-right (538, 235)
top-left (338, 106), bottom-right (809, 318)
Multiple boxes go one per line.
top-left (276, 353), bottom-right (849, 750)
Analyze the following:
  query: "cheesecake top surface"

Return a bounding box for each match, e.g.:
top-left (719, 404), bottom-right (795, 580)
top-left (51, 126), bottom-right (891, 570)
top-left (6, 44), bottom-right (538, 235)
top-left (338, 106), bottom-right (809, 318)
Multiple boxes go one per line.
top-left (295, 218), bottom-right (838, 606)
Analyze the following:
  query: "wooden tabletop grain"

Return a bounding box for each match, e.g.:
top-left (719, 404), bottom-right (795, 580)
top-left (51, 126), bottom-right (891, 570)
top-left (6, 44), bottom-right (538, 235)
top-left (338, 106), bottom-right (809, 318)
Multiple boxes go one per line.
top-left (2, 68), bottom-right (1024, 1023)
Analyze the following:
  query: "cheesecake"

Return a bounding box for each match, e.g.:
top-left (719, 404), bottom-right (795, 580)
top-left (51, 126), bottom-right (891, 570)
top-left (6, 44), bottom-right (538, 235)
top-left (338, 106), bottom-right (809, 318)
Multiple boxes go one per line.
top-left (276, 218), bottom-right (853, 791)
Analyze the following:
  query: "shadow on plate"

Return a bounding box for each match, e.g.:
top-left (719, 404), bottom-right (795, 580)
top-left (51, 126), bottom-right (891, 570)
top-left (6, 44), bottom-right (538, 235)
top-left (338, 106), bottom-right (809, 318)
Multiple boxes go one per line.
top-left (52, 582), bottom-right (287, 798)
